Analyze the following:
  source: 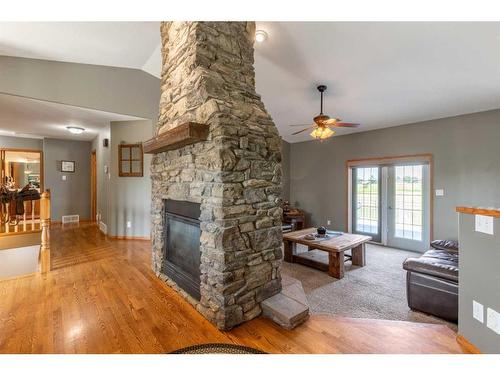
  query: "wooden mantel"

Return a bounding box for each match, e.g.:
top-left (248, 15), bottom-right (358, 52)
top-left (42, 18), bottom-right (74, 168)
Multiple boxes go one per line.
top-left (456, 206), bottom-right (500, 218)
top-left (143, 122), bottom-right (209, 154)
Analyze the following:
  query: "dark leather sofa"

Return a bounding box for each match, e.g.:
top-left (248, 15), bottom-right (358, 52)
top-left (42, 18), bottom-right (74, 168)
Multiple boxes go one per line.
top-left (403, 240), bottom-right (459, 322)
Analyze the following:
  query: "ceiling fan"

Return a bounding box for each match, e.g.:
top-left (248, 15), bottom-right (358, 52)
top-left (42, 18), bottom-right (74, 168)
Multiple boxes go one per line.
top-left (290, 85), bottom-right (359, 140)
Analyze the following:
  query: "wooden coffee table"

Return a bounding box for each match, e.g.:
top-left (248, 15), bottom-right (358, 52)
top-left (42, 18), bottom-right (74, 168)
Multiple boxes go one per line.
top-left (283, 228), bottom-right (372, 279)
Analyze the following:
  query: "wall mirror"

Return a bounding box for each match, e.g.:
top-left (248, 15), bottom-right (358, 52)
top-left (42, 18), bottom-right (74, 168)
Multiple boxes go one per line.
top-left (119, 143), bottom-right (143, 177)
top-left (1, 149), bottom-right (43, 191)
top-left (0, 149), bottom-right (43, 226)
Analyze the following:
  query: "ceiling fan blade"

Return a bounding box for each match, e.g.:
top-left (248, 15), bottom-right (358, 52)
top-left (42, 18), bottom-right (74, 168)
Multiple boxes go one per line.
top-left (291, 127), bottom-right (315, 135)
top-left (332, 122), bottom-right (360, 128)
top-left (289, 123), bottom-right (314, 127)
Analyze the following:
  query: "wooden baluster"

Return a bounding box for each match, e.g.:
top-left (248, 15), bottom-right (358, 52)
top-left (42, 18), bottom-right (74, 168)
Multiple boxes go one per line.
top-left (32, 199), bottom-right (35, 229)
top-left (5, 203), bottom-right (9, 234)
top-left (14, 202), bottom-right (19, 232)
top-left (3, 203), bottom-right (8, 234)
top-left (40, 190), bottom-right (51, 274)
top-left (23, 201), bottom-right (27, 232)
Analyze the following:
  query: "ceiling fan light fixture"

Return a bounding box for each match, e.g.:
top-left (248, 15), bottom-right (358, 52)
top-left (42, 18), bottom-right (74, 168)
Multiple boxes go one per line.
top-left (310, 127), bottom-right (334, 140)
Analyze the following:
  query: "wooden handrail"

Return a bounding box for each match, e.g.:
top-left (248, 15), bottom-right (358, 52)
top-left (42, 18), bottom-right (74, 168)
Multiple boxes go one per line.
top-left (39, 190), bottom-right (51, 273)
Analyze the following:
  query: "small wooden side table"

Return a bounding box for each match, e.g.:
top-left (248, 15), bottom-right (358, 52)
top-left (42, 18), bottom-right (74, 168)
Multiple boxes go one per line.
top-left (283, 210), bottom-right (306, 231)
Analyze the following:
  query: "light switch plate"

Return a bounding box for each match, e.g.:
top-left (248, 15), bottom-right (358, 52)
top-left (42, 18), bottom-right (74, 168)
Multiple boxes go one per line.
top-left (62, 175), bottom-right (67, 181)
top-left (487, 308), bottom-right (500, 334)
top-left (473, 300), bottom-right (484, 323)
top-left (435, 189), bottom-right (444, 196)
top-left (475, 214), bottom-right (494, 235)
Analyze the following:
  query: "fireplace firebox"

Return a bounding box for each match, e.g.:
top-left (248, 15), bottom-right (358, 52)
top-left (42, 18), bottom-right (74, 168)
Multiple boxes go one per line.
top-left (162, 199), bottom-right (201, 301)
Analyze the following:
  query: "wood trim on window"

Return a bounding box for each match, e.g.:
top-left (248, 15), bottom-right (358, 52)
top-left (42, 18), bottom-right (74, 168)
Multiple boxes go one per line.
top-left (118, 144), bottom-right (144, 177)
top-left (346, 153), bottom-right (433, 168)
top-left (344, 154), bottom-right (434, 241)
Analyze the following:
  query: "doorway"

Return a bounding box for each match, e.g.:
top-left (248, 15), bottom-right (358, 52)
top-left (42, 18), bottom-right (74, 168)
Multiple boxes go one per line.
top-left (90, 150), bottom-right (97, 222)
top-left (348, 155), bottom-right (432, 253)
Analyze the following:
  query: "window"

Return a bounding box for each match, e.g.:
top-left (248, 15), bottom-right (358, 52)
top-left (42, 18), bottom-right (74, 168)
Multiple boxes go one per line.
top-left (118, 144), bottom-right (143, 177)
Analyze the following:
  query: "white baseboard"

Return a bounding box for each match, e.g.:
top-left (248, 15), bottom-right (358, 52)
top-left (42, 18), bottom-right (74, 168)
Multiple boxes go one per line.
top-left (99, 221), bottom-right (108, 235)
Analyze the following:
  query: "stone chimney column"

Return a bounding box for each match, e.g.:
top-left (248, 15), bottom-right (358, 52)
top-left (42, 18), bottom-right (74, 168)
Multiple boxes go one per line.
top-left (151, 22), bottom-right (283, 330)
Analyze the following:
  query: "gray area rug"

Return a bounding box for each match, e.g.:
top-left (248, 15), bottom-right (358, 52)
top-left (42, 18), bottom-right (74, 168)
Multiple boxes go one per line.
top-left (281, 243), bottom-right (457, 330)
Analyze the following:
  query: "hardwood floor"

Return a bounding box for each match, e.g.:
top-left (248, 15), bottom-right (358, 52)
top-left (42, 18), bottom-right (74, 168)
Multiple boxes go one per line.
top-left (0, 223), bottom-right (472, 354)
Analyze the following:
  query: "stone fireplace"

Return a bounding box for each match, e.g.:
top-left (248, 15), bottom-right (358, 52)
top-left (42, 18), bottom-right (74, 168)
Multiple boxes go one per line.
top-left (147, 22), bottom-right (283, 330)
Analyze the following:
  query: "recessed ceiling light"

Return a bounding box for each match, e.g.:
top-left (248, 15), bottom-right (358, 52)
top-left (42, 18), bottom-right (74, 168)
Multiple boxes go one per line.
top-left (255, 30), bottom-right (268, 43)
top-left (66, 126), bottom-right (85, 135)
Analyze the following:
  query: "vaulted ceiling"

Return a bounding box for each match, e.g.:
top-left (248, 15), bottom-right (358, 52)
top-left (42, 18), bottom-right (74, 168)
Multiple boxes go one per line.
top-left (1, 22), bottom-right (500, 143)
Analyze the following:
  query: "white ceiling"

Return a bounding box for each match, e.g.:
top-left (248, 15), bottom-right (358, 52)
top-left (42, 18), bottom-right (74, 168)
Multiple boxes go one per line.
top-left (0, 22), bottom-right (161, 75)
top-left (0, 94), bottom-right (142, 141)
top-left (1, 22), bottom-right (500, 142)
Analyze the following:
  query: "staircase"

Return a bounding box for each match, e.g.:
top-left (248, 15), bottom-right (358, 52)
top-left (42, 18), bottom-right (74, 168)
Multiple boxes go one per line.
top-left (0, 190), bottom-right (51, 279)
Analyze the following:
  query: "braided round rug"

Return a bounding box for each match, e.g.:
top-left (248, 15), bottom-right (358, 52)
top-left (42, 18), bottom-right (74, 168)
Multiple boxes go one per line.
top-left (170, 343), bottom-right (265, 354)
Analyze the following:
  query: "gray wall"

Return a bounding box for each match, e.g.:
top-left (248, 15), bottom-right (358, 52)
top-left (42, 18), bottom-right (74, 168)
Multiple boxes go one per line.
top-left (43, 138), bottom-right (91, 221)
top-left (91, 125), bottom-right (111, 228)
top-left (0, 56), bottom-right (160, 120)
top-left (290, 109), bottom-right (500, 240)
top-left (458, 213), bottom-right (500, 353)
top-left (281, 140), bottom-right (291, 202)
top-left (0, 135), bottom-right (92, 221)
top-left (0, 135), bottom-right (42, 150)
top-left (109, 120), bottom-right (152, 238)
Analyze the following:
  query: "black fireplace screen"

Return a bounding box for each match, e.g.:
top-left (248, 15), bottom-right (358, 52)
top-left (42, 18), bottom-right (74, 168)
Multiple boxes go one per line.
top-left (162, 199), bottom-right (201, 300)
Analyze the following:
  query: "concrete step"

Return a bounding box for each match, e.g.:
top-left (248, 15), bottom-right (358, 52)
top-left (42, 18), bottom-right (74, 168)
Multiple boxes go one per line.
top-left (261, 276), bottom-right (309, 329)
top-left (281, 275), bottom-right (309, 306)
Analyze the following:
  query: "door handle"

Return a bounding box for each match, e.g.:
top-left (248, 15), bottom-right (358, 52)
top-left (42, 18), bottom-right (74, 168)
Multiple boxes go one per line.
top-left (388, 206), bottom-right (393, 209)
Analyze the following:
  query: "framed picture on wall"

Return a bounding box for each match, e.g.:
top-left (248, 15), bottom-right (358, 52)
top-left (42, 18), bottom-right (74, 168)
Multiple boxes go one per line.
top-left (61, 160), bottom-right (75, 173)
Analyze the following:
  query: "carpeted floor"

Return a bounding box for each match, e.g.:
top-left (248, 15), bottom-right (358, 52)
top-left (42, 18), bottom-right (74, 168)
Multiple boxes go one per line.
top-left (281, 243), bottom-right (457, 330)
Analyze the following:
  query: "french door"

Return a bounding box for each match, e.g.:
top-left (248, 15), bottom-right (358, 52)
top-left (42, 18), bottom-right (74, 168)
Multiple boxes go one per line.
top-left (352, 162), bottom-right (430, 252)
top-left (386, 164), bottom-right (430, 252)
top-left (352, 167), bottom-right (381, 242)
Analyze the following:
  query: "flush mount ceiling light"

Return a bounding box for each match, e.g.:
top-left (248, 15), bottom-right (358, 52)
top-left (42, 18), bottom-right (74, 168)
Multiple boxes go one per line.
top-left (255, 30), bottom-right (268, 43)
top-left (66, 126), bottom-right (85, 135)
